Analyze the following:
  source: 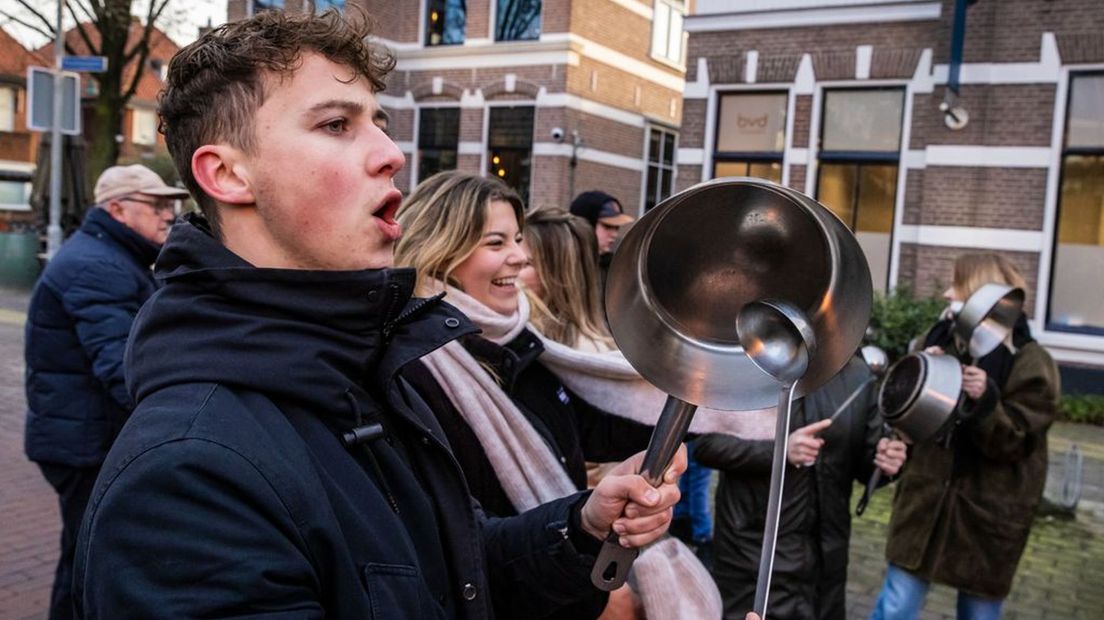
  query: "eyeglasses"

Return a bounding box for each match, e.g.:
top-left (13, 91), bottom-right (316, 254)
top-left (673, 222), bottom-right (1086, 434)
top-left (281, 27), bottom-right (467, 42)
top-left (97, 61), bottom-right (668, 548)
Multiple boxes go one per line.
top-left (122, 196), bottom-right (176, 213)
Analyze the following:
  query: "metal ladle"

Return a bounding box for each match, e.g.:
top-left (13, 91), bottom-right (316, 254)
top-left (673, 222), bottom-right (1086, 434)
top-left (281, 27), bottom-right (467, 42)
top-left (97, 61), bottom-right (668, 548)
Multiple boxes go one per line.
top-left (736, 299), bottom-right (817, 620)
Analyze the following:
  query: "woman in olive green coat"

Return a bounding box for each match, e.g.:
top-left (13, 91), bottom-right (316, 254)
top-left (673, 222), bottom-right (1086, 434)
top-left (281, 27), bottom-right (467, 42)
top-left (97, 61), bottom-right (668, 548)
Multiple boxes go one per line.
top-left (871, 253), bottom-right (1061, 620)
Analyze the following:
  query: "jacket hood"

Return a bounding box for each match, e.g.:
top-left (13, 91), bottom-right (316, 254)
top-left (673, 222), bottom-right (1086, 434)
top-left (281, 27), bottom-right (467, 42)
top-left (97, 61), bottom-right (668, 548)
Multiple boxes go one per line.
top-left (83, 206), bottom-right (161, 267)
top-left (125, 214), bottom-right (468, 422)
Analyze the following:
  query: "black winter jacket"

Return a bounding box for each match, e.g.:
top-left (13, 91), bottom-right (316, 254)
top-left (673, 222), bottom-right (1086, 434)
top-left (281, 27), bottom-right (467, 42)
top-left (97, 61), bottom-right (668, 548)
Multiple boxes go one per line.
top-left (694, 356), bottom-right (885, 620)
top-left (24, 207), bottom-right (159, 466)
top-left (73, 215), bottom-right (607, 619)
top-left (404, 330), bottom-right (654, 518)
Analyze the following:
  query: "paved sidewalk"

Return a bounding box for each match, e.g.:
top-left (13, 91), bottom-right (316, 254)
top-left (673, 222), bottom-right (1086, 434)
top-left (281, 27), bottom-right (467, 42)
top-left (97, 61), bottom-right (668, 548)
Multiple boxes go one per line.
top-left (2, 282), bottom-right (1102, 619)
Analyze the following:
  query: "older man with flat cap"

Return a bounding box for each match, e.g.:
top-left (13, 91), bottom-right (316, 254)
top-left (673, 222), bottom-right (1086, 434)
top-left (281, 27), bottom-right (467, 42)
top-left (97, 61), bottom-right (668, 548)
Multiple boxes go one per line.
top-left (24, 164), bottom-right (187, 620)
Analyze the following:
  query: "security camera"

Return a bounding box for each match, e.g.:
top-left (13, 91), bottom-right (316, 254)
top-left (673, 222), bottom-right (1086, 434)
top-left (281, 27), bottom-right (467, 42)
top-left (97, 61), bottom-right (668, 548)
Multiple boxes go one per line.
top-left (550, 127), bottom-right (565, 143)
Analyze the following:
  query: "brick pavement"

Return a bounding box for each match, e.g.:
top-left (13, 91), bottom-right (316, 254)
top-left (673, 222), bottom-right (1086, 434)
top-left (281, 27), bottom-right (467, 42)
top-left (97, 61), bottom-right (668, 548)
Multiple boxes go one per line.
top-left (2, 283), bottom-right (1103, 618)
top-left (0, 288), bottom-right (58, 620)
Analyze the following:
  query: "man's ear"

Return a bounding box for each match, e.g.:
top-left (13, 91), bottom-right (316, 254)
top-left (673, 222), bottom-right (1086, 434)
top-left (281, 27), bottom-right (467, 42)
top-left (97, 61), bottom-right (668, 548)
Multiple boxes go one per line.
top-left (103, 199), bottom-right (128, 224)
top-left (192, 145), bottom-right (254, 206)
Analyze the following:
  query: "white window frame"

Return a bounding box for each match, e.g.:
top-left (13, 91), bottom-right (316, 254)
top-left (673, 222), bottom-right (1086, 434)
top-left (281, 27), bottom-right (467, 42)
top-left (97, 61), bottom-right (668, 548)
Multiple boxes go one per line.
top-left (131, 107), bottom-right (158, 146)
top-left (641, 124), bottom-right (678, 215)
top-left (651, 0), bottom-right (687, 68)
top-left (0, 178), bottom-right (32, 211)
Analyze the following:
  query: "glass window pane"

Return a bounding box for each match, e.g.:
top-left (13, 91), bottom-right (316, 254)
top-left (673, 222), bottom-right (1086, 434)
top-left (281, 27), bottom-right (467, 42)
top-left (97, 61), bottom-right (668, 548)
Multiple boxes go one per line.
top-left (716, 93), bottom-right (787, 153)
top-left (1051, 154), bottom-right (1104, 330)
top-left (0, 180), bottom-right (28, 204)
top-left (648, 130), bottom-right (661, 163)
top-left (663, 132), bottom-right (676, 165)
top-left (314, 0), bottom-right (345, 11)
top-left (488, 106), bottom-right (534, 148)
top-left (667, 9), bottom-right (683, 63)
top-left (645, 166), bottom-right (660, 212)
top-left (816, 163), bottom-right (858, 228)
top-left (822, 89), bottom-right (903, 152)
top-left (419, 108), bottom-right (459, 149)
top-left (496, 0), bottom-right (542, 42)
top-left (855, 164), bottom-right (897, 234)
top-left (651, 2), bottom-right (670, 59)
top-left (1067, 74), bottom-right (1104, 149)
top-left (660, 168), bottom-right (672, 201)
top-left (714, 161), bottom-right (748, 178)
top-left (0, 88), bottom-right (14, 132)
top-left (426, 0), bottom-right (466, 46)
top-left (748, 161), bottom-right (782, 184)
top-left (488, 107), bottom-right (534, 202)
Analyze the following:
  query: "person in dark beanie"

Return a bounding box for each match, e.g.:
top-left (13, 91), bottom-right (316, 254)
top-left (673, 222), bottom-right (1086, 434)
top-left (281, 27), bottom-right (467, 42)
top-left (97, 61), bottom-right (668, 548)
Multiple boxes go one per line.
top-left (569, 191), bottom-right (634, 290)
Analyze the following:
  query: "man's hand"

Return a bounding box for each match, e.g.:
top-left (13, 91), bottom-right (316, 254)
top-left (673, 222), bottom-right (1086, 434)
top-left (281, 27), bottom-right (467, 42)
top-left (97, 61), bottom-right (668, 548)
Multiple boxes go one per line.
top-left (874, 437), bottom-right (907, 477)
top-left (962, 365), bottom-right (988, 400)
top-left (924, 345), bottom-right (944, 355)
top-left (787, 418), bottom-right (832, 467)
top-left (580, 445), bottom-right (687, 548)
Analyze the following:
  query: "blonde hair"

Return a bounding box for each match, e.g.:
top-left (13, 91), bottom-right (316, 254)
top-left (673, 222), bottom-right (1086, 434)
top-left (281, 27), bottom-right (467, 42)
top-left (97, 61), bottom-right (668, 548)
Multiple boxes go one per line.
top-left (395, 170), bottom-right (525, 296)
top-left (522, 206), bottom-right (612, 348)
top-left (952, 252), bottom-right (1029, 299)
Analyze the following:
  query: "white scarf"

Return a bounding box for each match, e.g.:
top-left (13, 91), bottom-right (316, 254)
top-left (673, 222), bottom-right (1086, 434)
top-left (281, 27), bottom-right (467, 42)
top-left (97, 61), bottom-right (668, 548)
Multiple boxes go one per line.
top-left (420, 282), bottom-right (722, 618)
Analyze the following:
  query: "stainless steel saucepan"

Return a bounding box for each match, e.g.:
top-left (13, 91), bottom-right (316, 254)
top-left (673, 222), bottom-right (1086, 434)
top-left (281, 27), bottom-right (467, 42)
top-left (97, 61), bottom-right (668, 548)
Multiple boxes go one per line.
top-left (591, 178), bottom-right (872, 605)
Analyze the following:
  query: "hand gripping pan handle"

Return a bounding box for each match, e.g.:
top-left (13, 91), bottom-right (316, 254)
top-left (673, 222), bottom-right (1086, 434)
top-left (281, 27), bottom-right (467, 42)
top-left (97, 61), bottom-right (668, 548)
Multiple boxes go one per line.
top-left (590, 396), bottom-right (697, 590)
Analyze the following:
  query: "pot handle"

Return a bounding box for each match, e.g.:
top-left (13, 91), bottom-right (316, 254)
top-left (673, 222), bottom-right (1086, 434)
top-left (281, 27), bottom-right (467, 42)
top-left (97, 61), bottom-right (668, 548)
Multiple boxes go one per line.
top-left (590, 396), bottom-right (698, 590)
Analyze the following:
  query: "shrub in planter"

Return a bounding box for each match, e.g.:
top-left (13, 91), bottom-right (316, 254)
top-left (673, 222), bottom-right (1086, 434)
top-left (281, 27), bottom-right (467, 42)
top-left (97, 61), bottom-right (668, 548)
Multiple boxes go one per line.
top-left (866, 286), bottom-right (946, 363)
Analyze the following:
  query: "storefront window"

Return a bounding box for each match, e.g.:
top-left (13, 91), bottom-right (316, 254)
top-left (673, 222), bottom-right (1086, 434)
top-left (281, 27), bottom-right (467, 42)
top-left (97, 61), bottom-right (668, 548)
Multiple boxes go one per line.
top-left (1049, 73), bottom-right (1104, 333)
top-left (712, 92), bottom-right (787, 183)
top-left (815, 88), bottom-right (904, 292)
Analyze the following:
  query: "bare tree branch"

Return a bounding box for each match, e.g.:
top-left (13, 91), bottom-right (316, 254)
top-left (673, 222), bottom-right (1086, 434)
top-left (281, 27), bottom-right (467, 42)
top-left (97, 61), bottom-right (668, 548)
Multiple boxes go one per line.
top-left (65, 1), bottom-right (100, 55)
top-left (123, 0), bottom-right (169, 99)
top-left (0, 10), bottom-right (56, 41)
top-left (11, 0), bottom-right (56, 36)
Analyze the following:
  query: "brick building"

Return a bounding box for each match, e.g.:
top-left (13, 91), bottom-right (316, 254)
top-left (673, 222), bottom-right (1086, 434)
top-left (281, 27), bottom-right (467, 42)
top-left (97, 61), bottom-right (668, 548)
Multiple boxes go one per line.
top-left (681, 0), bottom-right (1104, 370)
top-left (35, 22), bottom-right (181, 165)
top-left (0, 27), bottom-right (45, 228)
top-left (228, 0), bottom-right (689, 213)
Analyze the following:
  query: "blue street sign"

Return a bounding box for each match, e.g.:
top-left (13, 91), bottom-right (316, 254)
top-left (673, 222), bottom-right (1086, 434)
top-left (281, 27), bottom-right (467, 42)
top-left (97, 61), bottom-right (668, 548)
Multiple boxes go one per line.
top-left (61, 55), bottom-right (108, 73)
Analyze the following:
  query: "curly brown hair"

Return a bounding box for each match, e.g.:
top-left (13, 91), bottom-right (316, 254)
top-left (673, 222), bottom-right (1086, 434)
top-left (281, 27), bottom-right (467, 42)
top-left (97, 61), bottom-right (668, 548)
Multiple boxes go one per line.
top-left (158, 8), bottom-right (394, 235)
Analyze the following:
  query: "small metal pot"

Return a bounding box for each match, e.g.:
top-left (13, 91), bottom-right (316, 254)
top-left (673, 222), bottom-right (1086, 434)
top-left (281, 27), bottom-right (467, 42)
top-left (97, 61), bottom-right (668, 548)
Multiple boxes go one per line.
top-left (953, 283), bottom-right (1024, 360)
top-left (878, 351), bottom-right (963, 444)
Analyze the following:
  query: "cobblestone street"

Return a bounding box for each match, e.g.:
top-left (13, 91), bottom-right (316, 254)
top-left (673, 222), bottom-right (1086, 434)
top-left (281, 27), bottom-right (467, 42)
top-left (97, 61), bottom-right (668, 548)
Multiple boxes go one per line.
top-left (1, 287), bottom-right (1102, 619)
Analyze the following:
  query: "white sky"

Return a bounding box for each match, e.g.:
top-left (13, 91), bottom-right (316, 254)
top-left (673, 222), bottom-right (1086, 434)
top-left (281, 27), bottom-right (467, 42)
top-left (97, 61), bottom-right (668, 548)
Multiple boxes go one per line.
top-left (0, 0), bottom-right (228, 50)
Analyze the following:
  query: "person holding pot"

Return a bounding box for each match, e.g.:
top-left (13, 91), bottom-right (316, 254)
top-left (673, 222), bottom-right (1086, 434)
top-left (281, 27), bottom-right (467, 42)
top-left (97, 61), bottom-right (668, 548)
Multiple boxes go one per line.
top-left (872, 253), bottom-right (1061, 620)
top-left (394, 171), bottom-right (723, 619)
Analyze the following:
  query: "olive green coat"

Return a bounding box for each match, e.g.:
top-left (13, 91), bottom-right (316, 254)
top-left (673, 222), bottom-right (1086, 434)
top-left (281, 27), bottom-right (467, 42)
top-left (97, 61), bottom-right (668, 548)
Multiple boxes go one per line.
top-left (884, 341), bottom-right (1060, 599)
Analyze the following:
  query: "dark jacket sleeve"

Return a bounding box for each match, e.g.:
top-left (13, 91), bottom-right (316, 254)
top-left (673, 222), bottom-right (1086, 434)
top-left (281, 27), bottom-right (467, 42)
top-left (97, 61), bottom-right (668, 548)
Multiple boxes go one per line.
top-left (479, 491), bottom-right (609, 618)
top-left (693, 432), bottom-right (775, 474)
top-left (969, 343), bottom-right (1060, 463)
top-left (75, 439), bottom-right (324, 619)
top-left (854, 380), bottom-right (884, 485)
top-left (62, 260), bottom-right (143, 413)
top-left (568, 386), bottom-right (655, 462)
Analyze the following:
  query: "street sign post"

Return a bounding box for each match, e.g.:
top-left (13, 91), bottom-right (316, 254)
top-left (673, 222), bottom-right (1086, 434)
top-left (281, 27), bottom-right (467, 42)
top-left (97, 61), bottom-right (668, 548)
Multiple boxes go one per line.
top-left (61, 55), bottom-right (108, 73)
top-left (27, 67), bottom-right (81, 135)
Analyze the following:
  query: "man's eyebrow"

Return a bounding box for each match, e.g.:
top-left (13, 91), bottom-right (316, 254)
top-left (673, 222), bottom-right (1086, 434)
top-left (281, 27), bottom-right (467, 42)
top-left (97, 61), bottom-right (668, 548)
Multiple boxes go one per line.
top-left (306, 99), bottom-right (365, 115)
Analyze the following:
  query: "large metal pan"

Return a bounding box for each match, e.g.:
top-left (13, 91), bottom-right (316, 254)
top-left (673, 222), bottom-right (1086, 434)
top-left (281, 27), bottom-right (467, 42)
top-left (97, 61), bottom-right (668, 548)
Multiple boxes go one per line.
top-left (604, 177), bottom-right (873, 410)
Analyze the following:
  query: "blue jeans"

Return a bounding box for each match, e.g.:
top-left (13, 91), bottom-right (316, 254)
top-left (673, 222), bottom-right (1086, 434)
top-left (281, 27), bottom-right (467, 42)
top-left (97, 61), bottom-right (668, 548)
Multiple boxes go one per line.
top-left (673, 441), bottom-right (713, 542)
top-left (871, 564), bottom-right (1004, 620)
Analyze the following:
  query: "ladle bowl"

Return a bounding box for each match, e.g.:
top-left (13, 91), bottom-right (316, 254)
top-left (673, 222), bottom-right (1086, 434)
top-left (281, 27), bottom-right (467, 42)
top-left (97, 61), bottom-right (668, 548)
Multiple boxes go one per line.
top-left (737, 299), bottom-right (816, 385)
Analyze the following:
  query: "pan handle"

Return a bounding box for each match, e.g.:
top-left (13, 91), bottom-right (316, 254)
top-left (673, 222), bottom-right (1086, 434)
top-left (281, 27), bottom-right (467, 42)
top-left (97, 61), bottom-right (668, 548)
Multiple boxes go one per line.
top-left (590, 396), bottom-right (698, 591)
top-left (856, 428), bottom-right (895, 516)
